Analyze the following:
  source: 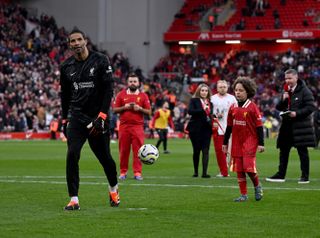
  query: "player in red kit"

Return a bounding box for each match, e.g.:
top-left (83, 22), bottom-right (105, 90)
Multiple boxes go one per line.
top-left (113, 73), bottom-right (151, 181)
top-left (222, 77), bottom-right (265, 202)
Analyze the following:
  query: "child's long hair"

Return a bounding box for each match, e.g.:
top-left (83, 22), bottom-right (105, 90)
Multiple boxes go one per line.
top-left (232, 77), bottom-right (257, 99)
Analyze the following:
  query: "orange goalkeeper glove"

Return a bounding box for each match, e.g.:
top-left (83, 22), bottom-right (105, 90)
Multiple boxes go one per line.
top-left (87, 112), bottom-right (108, 136)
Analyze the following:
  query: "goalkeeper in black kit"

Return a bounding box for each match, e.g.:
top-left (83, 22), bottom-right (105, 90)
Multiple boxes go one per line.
top-left (60, 28), bottom-right (119, 210)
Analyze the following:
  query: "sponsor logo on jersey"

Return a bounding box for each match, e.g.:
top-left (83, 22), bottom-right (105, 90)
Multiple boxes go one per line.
top-left (234, 119), bottom-right (246, 126)
top-left (73, 81), bottom-right (95, 90)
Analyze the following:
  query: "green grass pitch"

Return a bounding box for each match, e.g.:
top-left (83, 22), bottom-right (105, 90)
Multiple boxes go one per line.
top-left (0, 138), bottom-right (319, 238)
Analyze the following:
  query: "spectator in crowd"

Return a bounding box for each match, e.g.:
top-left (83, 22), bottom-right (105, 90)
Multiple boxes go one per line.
top-left (223, 77), bottom-right (265, 202)
top-left (186, 83), bottom-right (213, 178)
top-left (273, 9), bottom-right (280, 19)
top-left (274, 18), bottom-right (281, 29)
top-left (208, 14), bottom-right (215, 30)
top-left (151, 101), bottom-right (175, 154)
top-left (236, 18), bottom-right (246, 30)
top-left (255, 0), bottom-right (265, 16)
top-left (113, 73), bottom-right (151, 181)
top-left (266, 69), bottom-right (316, 184)
top-left (0, 3), bottom-right (135, 134)
top-left (302, 19), bottom-right (309, 27)
top-left (211, 80), bottom-right (237, 177)
top-left (60, 28), bottom-right (120, 210)
top-left (1, 1), bottom-right (320, 140)
top-left (49, 116), bottom-right (59, 139)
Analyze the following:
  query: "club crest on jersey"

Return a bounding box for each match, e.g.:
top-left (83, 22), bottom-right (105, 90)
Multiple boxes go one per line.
top-left (106, 65), bottom-right (112, 74)
top-left (243, 112), bottom-right (248, 118)
top-left (73, 82), bottom-right (79, 90)
top-left (137, 97), bottom-right (140, 102)
top-left (89, 67), bottom-right (95, 76)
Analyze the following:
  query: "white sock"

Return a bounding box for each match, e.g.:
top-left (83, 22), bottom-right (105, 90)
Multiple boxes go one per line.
top-left (108, 184), bottom-right (118, 192)
top-left (71, 196), bottom-right (79, 203)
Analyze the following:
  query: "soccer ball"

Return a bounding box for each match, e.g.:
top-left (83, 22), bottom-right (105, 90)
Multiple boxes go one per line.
top-left (138, 144), bottom-right (159, 165)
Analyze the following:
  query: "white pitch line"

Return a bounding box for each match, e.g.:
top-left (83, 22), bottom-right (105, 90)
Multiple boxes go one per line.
top-left (0, 179), bottom-right (319, 191)
top-left (0, 175), bottom-right (319, 181)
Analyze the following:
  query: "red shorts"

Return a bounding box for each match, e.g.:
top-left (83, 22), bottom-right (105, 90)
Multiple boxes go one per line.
top-left (230, 156), bottom-right (257, 173)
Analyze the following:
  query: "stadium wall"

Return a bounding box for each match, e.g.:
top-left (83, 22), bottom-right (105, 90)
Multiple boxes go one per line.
top-left (19, 0), bottom-right (184, 75)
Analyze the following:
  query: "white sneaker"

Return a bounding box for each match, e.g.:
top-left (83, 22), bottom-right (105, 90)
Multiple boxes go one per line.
top-left (216, 173), bottom-right (230, 178)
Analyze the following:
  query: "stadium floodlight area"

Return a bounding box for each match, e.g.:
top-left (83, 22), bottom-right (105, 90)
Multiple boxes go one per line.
top-left (276, 39), bottom-right (292, 43)
top-left (225, 40), bottom-right (241, 44)
top-left (178, 41), bottom-right (194, 45)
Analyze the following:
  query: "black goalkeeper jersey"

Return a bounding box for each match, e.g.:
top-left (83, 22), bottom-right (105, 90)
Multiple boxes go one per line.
top-left (60, 51), bottom-right (114, 124)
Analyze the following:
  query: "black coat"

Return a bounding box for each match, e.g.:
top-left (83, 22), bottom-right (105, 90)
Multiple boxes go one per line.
top-left (186, 98), bottom-right (213, 149)
top-left (276, 79), bottom-right (316, 148)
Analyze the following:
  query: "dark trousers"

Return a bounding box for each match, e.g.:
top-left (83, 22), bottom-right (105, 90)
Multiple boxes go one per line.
top-left (191, 146), bottom-right (209, 176)
top-left (189, 127), bottom-right (211, 176)
top-left (278, 145), bottom-right (310, 179)
top-left (66, 120), bottom-right (118, 196)
top-left (155, 128), bottom-right (168, 151)
top-left (189, 137), bottom-right (210, 176)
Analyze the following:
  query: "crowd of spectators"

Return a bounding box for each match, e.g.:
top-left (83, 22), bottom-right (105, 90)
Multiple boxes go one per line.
top-left (1, 2), bottom-right (319, 137)
top-left (154, 46), bottom-right (320, 133)
top-left (0, 3), bottom-right (62, 132)
top-left (0, 3), bottom-right (134, 133)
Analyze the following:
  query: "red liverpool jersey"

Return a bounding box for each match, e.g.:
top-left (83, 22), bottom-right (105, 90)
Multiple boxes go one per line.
top-left (114, 89), bottom-right (151, 126)
top-left (227, 99), bottom-right (263, 158)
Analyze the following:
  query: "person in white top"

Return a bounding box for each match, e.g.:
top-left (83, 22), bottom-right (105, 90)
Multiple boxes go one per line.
top-left (211, 80), bottom-right (237, 177)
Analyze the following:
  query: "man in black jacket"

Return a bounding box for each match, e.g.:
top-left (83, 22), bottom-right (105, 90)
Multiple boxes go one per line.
top-left (60, 28), bottom-right (119, 210)
top-left (266, 69), bottom-right (316, 184)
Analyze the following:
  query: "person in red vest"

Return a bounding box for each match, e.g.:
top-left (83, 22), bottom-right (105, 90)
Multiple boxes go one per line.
top-left (151, 101), bottom-right (175, 154)
top-left (113, 73), bottom-right (151, 181)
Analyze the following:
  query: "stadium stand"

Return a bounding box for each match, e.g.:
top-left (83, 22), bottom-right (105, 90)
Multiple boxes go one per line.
top-left (0, 2), bottom-right (134, 133)
top-left (167, 0), bottom-right (320, 32)
top-left (1, 1), bottom-right (319, 137)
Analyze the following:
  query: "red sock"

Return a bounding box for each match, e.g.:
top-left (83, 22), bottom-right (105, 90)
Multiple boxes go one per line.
top-left (237, 172), bottom-right (247, 195)
top-left (248, 172), bottom-right (259, 187)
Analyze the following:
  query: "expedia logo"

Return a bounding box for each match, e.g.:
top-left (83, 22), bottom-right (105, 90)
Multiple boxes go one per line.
top-left (282, 30), bottom-right (314, 38)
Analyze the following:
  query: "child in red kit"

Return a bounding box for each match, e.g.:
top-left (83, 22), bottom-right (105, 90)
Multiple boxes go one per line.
top-left (222, 77), bottom-right (265, 202)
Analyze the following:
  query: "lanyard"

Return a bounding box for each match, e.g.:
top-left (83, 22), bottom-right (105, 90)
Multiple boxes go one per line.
top-left (200, 98), bottom-right (210, 116)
